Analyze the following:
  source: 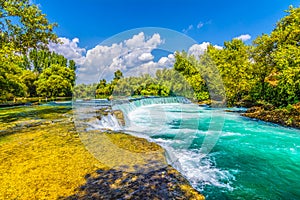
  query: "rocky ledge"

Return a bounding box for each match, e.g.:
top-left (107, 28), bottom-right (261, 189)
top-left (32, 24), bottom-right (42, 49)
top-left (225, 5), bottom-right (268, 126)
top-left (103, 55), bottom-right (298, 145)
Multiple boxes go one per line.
top-left (65, 166), bottom-right (204, 200)
top-left (73, 130), bottom-right (205, 199)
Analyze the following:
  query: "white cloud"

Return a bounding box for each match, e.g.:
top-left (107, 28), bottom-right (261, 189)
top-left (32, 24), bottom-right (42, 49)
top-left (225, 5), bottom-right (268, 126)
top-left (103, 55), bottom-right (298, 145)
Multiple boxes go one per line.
top-left (138, 53), bottom-right (154, 62)
top-left (76, 32), bottom-right (172, 84)
top-left (50, 33), bottom-right (226, 85)
top-left (214, 45), bottom-right (223, 50)
top-left (158, 54), bottom-right (175, 66)
top-left (184, 21), bottom-right (209, 33)
top-left (197, 22), bottom-right (204, 29)
top-left (235, 34), bottom-right (251, 41)
top-left (188, 42), bottom-right (210, 57)
top-left (182, 25), bottom-right (193, 34)
top-left (49, 37), bottom-right (86, 65)
top-left (188, 42), bottom-right (223, 58)
top-left (124, 32), bottom-right (162, 49)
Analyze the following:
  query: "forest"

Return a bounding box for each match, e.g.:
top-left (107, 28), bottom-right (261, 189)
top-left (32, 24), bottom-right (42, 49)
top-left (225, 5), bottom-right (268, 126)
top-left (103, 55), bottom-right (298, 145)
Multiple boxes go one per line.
top-left (1, 0), bottom-right (299, 111)
top-left (0, 0), bottom-right (76, 102)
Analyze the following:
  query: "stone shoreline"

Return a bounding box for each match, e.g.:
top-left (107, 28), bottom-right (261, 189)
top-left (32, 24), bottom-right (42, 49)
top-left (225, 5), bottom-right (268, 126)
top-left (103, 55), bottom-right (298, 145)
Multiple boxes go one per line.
top-left (198, 100), bottom-right (300, 129)
top-left (242, 104), bottom-right (300, 129)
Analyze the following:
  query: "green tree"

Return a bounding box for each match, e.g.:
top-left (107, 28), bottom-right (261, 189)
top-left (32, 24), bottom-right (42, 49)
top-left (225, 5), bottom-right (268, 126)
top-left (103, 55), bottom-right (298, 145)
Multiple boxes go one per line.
top-left (96, 79), bottom-right (112, 98)
top-left (252, 6), bottom-right (300, 106)
top-left (20, 70), bottom-right (38, 97)
top-left (0, 43), bottom-right (25, 101)
top-left (35, 64), bottom-right (75, 98)
top-left (208, 40), bottom-right (253, 105)
top-left (0, 0), bottom-right (71, 101)
top-left (26, 49), bottom-right (70, 73)
top-left (174, 51), bottom-right (209, 101)
top-left (0, 0), bottom-right (58, 54)
top-left (73, 83), bottom-right (97, 99)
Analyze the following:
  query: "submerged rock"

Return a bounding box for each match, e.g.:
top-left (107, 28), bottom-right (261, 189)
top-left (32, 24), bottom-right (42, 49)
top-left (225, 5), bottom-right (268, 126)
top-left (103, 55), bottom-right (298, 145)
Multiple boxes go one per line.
top-left (65, 166), bottom-right (204, 200)
top-left (95, 107), bottom-right (112, 116)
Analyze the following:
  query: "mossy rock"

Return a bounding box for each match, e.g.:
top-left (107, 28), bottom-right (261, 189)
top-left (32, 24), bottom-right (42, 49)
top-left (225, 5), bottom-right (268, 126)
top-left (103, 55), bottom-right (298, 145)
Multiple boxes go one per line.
top-left (112, 110), bottom-right (125, 126)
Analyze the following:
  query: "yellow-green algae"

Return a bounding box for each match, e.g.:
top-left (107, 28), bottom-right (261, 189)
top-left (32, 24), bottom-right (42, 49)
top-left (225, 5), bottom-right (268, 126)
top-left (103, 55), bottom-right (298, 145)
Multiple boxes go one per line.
top-left (0, 105), bottom-right (204, 199)
top-left (0, 112), bottom-right (104, 199)
top-left (79, 130), bottom-right (168, 173)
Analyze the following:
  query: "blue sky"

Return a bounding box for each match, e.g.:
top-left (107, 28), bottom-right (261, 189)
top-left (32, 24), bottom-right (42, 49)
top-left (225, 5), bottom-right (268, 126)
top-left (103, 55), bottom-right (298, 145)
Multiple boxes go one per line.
top-left (38, 0), bottom-right (300, 84)
top-left (37, 0), bottom-right (300, 48)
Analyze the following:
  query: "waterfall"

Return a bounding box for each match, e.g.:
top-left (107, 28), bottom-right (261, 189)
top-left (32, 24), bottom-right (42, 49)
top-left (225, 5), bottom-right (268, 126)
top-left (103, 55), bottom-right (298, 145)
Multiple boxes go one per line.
top-left (112, 97), bottom-right (191, 127)
top-left (92, 97), bottom-right (191, 131)
top-left (89, 113), bottom-right (123, 131)
top-left (113, 97), bottom-right (191, 116)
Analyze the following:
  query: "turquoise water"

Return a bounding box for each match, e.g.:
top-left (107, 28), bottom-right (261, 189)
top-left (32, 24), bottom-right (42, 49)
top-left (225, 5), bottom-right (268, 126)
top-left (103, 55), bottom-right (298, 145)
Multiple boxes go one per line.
top-left (120, 102), bottom-right (300, 199)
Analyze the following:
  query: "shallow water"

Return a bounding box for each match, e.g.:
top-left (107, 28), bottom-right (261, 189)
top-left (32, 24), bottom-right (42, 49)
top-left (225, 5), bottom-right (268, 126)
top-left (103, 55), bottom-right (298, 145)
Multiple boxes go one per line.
top-left (119, 102), bottom-right (300, 199)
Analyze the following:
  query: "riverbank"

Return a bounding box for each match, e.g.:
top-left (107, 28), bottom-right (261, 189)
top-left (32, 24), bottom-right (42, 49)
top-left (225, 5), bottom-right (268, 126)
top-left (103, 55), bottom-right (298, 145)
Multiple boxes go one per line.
top-left (197, 99), bottom-right (300, 129)
top-left (0, 105), bottom-right (204, 199)
top-left (0, 97), bottom-right (72, 107)
top-left (242, 103), bottom-right (300, 129)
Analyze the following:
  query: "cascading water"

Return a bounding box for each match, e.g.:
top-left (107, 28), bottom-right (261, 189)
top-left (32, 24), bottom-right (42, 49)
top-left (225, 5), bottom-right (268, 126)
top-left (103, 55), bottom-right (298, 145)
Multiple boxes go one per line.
top-left (112, 97), bottom-right (191, 128)
top-left (78, 97), bottom-right (191, 132)
top-left (82, 97), bottom-right (300, 199)
top-left (87, 113), bottom-right (123, 131)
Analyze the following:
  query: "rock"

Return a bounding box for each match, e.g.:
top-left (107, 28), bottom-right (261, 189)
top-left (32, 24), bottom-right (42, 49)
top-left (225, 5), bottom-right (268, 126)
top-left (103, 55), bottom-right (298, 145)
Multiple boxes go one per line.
top-left (95, 107), bottom-right (111, 116)
top-left (84, 174), bottom-right (91, 179)
top-left (96, 169), bottom-right (104, 174)
top-left (112, 110), bottom-right (125, 126)
top-left (245, 106), bottom-right (261, 113)
top-left (65, 167), bottom-right (205, 200)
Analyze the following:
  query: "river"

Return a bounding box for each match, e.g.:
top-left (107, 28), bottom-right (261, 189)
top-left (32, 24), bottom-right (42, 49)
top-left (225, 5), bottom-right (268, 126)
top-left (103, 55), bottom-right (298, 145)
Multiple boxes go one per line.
top-left (90, 97), bottom-right (300, 199)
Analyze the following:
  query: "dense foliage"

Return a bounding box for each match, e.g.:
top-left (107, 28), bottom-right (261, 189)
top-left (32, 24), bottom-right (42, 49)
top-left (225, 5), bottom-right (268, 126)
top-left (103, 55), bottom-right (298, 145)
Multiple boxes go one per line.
top-left (0, 0), bottom-right (58, 53)
top-left (174, 39), bottom-right (253, 106)
top-left (251, 6), bottom-right (300, 107)
top-left (0, 0), bottom-right (75, 102)
top-left (174, 6), bottom-right (300, 107)
top-left (73, 83), bottom-right (98, 99)
top-left (112, 68), bottom-right (193, 98)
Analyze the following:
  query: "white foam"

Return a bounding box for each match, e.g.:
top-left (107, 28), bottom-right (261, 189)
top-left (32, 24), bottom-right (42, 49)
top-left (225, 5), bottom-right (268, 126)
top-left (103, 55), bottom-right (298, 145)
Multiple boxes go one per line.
top-left (169, 149), bottom-right (235, 191)
top-left (88, 114), bottom-right (122, 131)
top-left (221, 131), bottom-right (243, 137)
top-left (123, 102), bottom-right (235, 192)
top-left (89, 98), bottom-right (235, 193)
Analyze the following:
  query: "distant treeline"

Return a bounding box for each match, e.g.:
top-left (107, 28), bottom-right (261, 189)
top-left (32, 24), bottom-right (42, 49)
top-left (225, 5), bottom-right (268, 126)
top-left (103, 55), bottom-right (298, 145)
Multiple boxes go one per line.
top-left (73, 69), bottom-right (193, 99)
